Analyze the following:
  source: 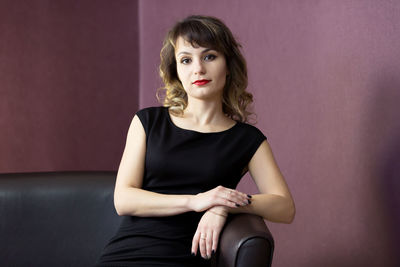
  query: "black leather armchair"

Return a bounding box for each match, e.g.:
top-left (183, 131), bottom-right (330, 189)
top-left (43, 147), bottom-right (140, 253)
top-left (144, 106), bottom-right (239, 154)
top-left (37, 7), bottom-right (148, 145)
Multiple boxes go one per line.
top-left (0, 171), bottom-right (274, 267)
top-left (213, 213), bottom-right (274, 267)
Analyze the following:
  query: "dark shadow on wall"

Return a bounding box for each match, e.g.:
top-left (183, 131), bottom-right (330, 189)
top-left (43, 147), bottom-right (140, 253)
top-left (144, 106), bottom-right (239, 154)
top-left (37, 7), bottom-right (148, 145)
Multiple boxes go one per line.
top-left (362, 71), bottom-right (400, 267)
top-left (370, 73), bottom-right (400, 267)
top-left (378, 129), bottom-right (400, 267)
top-left (303, 71), bottom-right (400, 267)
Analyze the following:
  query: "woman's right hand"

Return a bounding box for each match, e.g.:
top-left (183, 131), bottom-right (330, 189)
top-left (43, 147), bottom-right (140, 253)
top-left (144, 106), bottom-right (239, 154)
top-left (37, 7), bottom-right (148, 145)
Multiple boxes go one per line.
top-left (188, 185), bottom-right (252, 212)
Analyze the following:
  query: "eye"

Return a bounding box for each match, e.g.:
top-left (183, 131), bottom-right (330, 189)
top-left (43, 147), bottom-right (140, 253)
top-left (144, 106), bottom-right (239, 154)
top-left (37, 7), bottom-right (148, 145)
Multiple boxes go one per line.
top-left (180, 58), bottom-right (191, 64)
top-left (204, 54), bottom-right (217, 61)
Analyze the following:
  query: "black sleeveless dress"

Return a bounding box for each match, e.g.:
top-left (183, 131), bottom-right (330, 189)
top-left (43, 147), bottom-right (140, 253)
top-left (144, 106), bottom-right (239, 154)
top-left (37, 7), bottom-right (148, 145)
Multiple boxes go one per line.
top-left (96, 106), bottom-right (266, 267)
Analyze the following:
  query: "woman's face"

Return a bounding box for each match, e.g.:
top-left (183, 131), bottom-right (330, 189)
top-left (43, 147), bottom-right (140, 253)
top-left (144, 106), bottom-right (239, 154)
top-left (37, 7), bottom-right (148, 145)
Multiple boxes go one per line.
top-left (175, 36), bottom-right (228, 101)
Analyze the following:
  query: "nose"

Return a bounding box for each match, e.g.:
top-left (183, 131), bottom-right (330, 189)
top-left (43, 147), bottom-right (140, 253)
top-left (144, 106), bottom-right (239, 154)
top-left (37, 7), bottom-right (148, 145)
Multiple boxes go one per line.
top-left (193, 59), bottom-right (206, 75)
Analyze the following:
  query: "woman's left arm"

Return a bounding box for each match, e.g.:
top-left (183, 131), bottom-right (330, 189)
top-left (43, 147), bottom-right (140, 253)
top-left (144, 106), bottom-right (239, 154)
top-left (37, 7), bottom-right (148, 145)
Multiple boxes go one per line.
top-left (191, 140), bottom-right (295, 259)
top-left (222, 139), bottom-right (296, 223)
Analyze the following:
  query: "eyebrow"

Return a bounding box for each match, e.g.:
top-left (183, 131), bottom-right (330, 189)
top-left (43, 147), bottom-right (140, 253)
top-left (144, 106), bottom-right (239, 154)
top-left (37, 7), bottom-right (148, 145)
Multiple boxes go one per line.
top-left (176, 48), bottom-right (214, 57)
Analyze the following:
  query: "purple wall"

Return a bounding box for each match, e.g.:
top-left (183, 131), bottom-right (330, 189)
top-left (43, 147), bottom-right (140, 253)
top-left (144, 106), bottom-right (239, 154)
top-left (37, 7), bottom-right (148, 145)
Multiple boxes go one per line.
top-left (0, 0), bottom-right (139, 172)
top-left (138, 1), bottom-right (400, 266)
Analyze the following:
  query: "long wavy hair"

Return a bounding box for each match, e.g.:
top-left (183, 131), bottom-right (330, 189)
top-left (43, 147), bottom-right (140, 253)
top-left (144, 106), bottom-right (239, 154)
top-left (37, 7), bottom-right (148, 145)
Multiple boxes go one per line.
top-left (158, 15), bottom-right (254, 122)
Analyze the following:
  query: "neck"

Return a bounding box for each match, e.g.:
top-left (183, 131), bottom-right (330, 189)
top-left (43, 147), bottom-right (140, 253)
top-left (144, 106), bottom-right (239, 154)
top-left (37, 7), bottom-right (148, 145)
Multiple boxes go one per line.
top-left (184, 97), bottom-right (226, 125)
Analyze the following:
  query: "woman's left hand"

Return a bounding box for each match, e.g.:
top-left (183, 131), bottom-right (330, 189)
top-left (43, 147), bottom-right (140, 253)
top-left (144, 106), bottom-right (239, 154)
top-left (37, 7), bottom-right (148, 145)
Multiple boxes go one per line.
top-left (191, 206), bottom-right (228, 259)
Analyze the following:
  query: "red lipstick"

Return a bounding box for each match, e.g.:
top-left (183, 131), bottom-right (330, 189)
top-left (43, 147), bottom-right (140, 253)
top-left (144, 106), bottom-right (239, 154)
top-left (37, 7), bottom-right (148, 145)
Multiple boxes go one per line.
top-left (193, 79), bottom-right (210, 86)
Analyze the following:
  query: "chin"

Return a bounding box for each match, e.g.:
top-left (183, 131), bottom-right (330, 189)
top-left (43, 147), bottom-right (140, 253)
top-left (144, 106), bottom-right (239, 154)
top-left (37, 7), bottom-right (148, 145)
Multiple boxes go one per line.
top-left (189, 93), bottom-right (221, 101)
top-left (187, 88), bottom-right (223, 101)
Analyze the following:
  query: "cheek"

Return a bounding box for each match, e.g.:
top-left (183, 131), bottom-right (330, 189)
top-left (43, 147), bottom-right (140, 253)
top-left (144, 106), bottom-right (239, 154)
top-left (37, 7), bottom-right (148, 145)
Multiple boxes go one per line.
top-left (176, 69), bottom-right (190, 91)
top-left (216, 61), bottom-right (228, 80)
top-left (216, 67), bottom-right (228, 83)
top-left (176, 67), bottom-right (186, 82)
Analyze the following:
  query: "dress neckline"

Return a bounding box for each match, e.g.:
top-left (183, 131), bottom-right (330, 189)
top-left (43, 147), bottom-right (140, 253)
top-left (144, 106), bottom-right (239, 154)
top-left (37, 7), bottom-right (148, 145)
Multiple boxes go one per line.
top-left (164, 107), bottom-right (238, 134)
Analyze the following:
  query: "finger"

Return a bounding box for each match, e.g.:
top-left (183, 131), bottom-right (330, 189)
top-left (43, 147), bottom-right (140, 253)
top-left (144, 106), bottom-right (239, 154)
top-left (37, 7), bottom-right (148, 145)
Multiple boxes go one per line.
top-left (206, 229), bottom-right (213, 259)
top-left (191, 230), bottom-right (200, 256)
top-left (218, 197), bottom-right (239, 208)
top-left (199, 233), bottom-right (207, 259)
top-left (211, 228), bottom-right (220, 254)
top-left (232, 189), bottom-right (251, 205)
top-left (223, 189), bottom-right (251, 207)
top-left (218, 198), bottom-right (246, 209)
top-left (232, 189), bottom-right (251, 204)
top-left (217, 186), bottom-right (249, 199)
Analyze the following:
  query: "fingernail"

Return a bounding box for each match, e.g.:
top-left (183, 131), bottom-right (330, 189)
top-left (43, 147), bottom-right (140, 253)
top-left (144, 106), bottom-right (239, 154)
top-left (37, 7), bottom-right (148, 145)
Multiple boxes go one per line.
top-left (191, 252), bottom-right (195, 256)
top-left (235, 203), bottom-right (240, 207)
top-left (247, 194), bottom-right (252, 198)
top-left (212, 250), bottom-right (215, 255)
top-left (248, 199), bottom-right (252, 204)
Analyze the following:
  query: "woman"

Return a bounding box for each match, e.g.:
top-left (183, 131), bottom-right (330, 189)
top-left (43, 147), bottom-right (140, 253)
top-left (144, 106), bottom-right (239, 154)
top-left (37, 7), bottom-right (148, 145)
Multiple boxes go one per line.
top-left (96, 15), bottom-right (295, 266)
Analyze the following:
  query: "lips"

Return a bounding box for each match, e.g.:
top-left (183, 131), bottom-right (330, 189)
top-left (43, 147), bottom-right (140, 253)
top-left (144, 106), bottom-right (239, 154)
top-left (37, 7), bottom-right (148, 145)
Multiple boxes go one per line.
top-left (193, 79), bottom-right (210, 86)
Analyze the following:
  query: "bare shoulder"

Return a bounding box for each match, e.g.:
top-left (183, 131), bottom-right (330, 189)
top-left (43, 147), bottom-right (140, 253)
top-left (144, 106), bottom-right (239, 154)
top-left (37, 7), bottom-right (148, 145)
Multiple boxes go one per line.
top-left (127, 115), bottom-right (145, 138)
top-left (248, 140), bottom-right (292, 198)
top-left (115, 114), bottom-right (146, 189)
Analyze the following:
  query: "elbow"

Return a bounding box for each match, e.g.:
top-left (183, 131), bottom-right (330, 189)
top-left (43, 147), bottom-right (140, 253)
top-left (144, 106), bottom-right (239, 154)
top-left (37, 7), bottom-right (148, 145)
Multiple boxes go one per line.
top-left (269, 198), bottom-right (295, 224)
top-left (115, 204), bottom-right (126, 216)
top-left (113, 189), bottom-right (132, 216)
top-left (115, 199), bottom-right (135, 216)
top-left (114, 195), bottom-right (125, 216)
top-left (283, 200), bottom-right (296, 224)
top-left (262, 197), bottom-right (296, 224)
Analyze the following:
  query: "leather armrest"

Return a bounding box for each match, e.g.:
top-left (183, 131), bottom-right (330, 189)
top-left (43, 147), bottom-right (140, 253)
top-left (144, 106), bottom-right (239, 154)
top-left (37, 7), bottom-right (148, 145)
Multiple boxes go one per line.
top-left (213, 213), bottom-right (274, 267)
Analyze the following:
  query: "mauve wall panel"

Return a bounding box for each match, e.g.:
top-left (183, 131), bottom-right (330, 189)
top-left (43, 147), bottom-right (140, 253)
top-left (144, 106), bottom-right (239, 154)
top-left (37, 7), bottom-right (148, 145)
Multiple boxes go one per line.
top-left (138, 0), bottom-right (400, 266)
top-left (0, 0), bottom-right (139, 172)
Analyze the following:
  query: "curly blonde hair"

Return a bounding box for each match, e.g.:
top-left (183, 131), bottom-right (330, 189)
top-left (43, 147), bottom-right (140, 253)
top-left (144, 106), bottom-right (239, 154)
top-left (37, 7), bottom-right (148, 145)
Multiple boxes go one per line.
top-left (158, 15), bottom-right (254, 122)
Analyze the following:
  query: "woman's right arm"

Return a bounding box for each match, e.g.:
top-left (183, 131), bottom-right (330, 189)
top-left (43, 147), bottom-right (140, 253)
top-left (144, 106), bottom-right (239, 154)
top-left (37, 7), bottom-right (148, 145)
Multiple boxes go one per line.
top-left (113, 115), bottom-right (251, 217)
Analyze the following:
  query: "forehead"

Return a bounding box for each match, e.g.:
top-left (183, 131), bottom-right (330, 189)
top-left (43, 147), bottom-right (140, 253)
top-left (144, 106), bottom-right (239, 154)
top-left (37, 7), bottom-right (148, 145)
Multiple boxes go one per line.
top-left (174, 36), bottom-right (214, 55)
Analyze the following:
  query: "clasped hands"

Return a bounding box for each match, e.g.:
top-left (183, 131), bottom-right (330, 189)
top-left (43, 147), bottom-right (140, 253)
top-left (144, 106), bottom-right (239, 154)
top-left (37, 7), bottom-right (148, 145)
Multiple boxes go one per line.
top-left (188, 186), bottom-right (252, 260)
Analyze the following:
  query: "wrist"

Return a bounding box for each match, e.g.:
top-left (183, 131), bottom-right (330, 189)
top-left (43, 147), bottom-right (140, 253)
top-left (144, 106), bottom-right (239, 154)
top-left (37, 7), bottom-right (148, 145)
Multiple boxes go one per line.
top-left (209, 206), bottom-right (229, 216)
top-left (186, 195), bottom-right (194, 211)
top-left (208, 209), bottom-right (227, 217)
